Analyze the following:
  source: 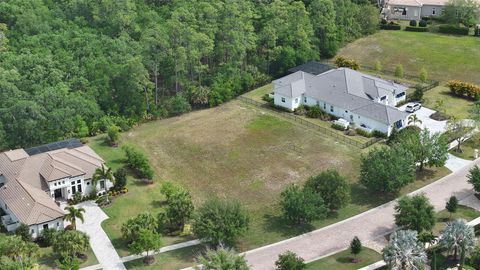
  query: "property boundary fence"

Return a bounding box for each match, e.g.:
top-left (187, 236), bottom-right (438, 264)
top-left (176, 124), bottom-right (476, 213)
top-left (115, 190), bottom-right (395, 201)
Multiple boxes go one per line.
top-left (238, 96), bottom-right (382, 149)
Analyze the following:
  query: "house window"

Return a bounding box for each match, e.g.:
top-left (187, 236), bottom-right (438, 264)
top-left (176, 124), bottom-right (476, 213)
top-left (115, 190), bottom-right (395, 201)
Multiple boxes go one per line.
top-left (57, 222), bottom-right (59, 227)
top-left (43, 224), bottom-right (48, 230)
top-left (395, 120), bottom-right (403, 129)
top-left (350, 115), bottom-right (354, 121)
top-left (304, 97), bottom-right (307, 103)
top-left (62, 181), bottom-right (65, 184)
top-left (87, 182), bottom-right (90, 185)
top-left (54, 183), bottom-right (57, 186)
top-left (100, 180), bottom-right (105, 189)
top-left (432, 7), bottom-right (436, 15)
top-left (71, 181), bottom-right (75, 185)
top-left (31, 229), bottom-right (34, 234)
top-left (323, 103), bottom-right (326, 109)
top-left (78, 185), bottom-right (82, 193)
top-left (281, 97), bottom-right (285, 103)
top-left (77, 180), bottom-right (81, 184)
top-left (396, 92), bottom-right (405, 98)
top-left (330, 105), bottom-right (334, 113)
top-left (72, 186), bottom-right (76, 194)
top-left (380, 96), bottom-right (387, 101)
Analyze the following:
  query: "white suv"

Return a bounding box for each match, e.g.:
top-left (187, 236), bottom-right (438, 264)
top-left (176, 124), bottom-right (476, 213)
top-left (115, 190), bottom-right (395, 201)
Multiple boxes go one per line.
top-left (405, 103), bottom-right (422, 113)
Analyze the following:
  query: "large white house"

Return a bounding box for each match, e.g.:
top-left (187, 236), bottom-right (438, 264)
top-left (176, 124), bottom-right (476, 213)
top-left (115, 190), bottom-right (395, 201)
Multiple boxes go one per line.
top-left (273, 67), bottom-right (409, 136)
top-left (382, 0), bottom-right (476, 20)
top-left (0, 139), bottom-right (113, 238)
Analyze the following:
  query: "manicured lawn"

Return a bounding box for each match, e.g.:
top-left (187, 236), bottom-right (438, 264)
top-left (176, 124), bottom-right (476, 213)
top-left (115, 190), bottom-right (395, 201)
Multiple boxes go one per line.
top-left (38, 246), bottom-right (98, 270)
top-left (423, 86), bottom-right (475, 120)
top-left (124, 246), bottom-right (200, 270)
top-left (90, 100), bottom-right (451, 267)
top-left (337, 31), bottom-right (480, 85)
top-left (305, 248), bottom-right (382, 270)
top-left (449, 138), bottom-right (479, 160)
top-left (242, 83), bottom-right (273, 102)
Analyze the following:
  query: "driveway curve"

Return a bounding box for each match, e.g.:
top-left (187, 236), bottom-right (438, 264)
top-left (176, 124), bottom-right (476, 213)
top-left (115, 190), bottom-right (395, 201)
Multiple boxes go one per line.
top-left (244, 159), bottom-right (479, 270)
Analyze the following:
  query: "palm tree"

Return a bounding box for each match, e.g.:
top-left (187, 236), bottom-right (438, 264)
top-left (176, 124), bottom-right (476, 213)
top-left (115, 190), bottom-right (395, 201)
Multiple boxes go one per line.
top-left (439, 219), bottom-right (476, 269)
top-left (64, 206), bottom-right (85, 230)
top-left (196, 245), bottom-right (249, 270)
top-left (408, 114), bottom-right (422, 126)
top-left (93, 165), bottom-right (114, 201)
top-left (383, 230), bottom-right (427, 270)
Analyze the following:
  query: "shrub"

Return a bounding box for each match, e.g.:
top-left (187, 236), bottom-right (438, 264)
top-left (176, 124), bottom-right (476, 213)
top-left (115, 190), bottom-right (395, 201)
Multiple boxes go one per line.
top-left (381, 18), bottom-right (388, 25)
top-left (411, 85), bottom-right (424, 102)
top-left (332, 123), bottom-right (346, 131)
top-left (468, 165), bottom-right (480, 193)
top-left (15, 223), bottom-right (32, 242)
top-left (121, 212), bottom-right (157, 244)
top-left (410, 20), bottom-right (417, 27)
top-left (166, 94), bottom-right (191, 116)
top-left (41, 228), bottom-right (58, 247)
top-left (380, 22), bottom-right (401, 30)
top-left (355, 128), bottom-right (373, 138)
top-left (113, 168), bottom-right (127, 190)
top-left (275, 251), bottom-right (306, 270)
top-left (350, 236), bottom-right (362, 261)
top-left (306, 105), bottom-right (324, 118)
top-left (447, 80), bottom-right (480, 100)
top-left (304, 170), bottom-right (350, 211)
top-left (123, 145), bottom-right (154, 180)
top-left (372, 130), bottom-right (388, 138)
top-left (419, 68), bottom-right (428, 83)
top-left (439, 24), bottom-right (469, 35)
top-left (419, 20), bottom-right (428, 27)
top-left (405, 26), bottom-right (429, 32)
top-left (280, 184), bottom-right (327, 225)
top-left (395, 64), bottom-right (404, 78)
top-left (106, 124), bottom-right (120, 145)
top-left (394, 194), bottom-right (435, 233)
top-left (293, 105), bottom-right (307, 116)
top-left (262, 94), bottom-right (273, 103)
top-left (334, 56), bottom-right (360, 70)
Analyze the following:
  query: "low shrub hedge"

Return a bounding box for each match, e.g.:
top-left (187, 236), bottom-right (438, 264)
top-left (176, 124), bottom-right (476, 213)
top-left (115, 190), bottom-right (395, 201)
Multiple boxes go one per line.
top-left (419, 20), bottom-right (428, 27)
top-left (447, 80), bottom-right (480, 100)
top-left (355, 128), bottom-right (373, 138)
top-left (438, 24), bottom-right (469, 35)
top-left (332, 123), bottom-right (347, 131)
top-left (410, 20), bottom-right (417, 27)
top-left (405, 26), bottom-right (429, 32)
top-left (380, 23), bottom-right (401, 30)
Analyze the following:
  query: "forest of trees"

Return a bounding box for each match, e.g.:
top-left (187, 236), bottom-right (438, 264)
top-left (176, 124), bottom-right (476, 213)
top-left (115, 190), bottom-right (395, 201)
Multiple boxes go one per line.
top-left (0, 0), bottom-right (379, 150)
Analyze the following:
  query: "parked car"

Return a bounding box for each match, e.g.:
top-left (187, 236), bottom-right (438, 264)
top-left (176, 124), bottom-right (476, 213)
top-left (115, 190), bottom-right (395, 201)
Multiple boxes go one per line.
top-left (405, 103), bottom-right (422, 113)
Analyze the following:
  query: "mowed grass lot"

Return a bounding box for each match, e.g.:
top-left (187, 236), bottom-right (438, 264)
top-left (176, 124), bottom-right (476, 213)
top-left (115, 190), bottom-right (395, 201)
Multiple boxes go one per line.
top-left (337, 31), bottom-right (480, 84)
top-left (90, 100), bottom-right (450, 268)
top-left (423, 86), bottom-right (475, 120)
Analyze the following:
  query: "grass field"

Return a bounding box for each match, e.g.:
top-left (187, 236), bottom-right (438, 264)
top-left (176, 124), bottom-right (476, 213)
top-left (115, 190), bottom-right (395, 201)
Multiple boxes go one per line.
top-left (423, 86), bottom-right (475, 120)
top-left (450, 138), bottom-right (479, 160)
top-left (90, 100), bottom-right (450, 269)
top-left (306, 248), bottom-right (381, 270)
top-left (337, 31), bottom-right (480, 85)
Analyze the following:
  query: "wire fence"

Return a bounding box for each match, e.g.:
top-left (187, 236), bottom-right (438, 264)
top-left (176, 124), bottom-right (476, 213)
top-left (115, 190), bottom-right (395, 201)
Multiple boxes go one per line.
top-left (238, 96), bottom-right (382, 149)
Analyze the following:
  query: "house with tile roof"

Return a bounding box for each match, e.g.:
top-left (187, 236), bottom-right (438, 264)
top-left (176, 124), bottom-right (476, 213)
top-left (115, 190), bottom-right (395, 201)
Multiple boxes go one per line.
top-left (0, 140), bottom-right (112, 238)
top-left (273, 67), bottom-right (409, 136)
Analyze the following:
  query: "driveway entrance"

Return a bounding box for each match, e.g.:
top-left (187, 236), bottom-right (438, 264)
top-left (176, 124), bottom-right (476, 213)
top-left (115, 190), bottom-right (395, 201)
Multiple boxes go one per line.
top-left (399, 104), bottom-right (448, 134)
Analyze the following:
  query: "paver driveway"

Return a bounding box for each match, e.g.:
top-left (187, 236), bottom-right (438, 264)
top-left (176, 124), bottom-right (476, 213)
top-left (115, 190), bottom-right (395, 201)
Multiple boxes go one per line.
top-left (75, 201), bottom-right (126, 270)
top-left (398, 104), bottom-right (447, 134)
top-left (243, 159), bottom-right (479, 270)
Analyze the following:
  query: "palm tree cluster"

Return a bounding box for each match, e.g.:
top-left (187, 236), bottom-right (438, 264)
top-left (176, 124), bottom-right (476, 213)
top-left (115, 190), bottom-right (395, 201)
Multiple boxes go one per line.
top-left (383, 230), bottom-right (427, 270)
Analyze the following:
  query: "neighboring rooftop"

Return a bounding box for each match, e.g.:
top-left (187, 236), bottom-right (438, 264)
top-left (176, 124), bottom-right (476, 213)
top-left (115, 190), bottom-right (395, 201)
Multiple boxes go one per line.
top-left (287, 61), bottom-right (334, 76)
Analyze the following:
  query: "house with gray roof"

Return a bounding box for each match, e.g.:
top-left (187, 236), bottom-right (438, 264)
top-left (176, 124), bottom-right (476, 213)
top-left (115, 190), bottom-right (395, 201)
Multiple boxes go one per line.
top-left (273, 67), bottom-right (409, 136)
top-left (0, 140), bottom-right (113, 238)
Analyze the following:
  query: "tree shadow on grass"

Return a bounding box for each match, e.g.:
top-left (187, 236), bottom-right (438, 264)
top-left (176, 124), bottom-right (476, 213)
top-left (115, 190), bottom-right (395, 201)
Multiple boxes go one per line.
top-left (110, 237), bottom-right (130, 255)
top-left (263, 214), bottom-right (315, 238)
top-left (336, 255), bottom-right (354, 264)
top-left (350, 183), bottom-right (394, 209)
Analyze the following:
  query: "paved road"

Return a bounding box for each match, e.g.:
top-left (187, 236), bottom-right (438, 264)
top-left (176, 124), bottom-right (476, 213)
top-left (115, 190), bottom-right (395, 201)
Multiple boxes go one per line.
top-left (244, 159), bottom-right (479, 270)
top-left (75, 201), bottom-right (126, 270)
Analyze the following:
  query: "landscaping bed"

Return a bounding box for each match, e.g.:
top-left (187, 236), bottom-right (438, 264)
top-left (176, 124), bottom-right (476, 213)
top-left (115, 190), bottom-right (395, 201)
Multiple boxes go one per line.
top-left (305, 248), bottom-right (382, 270)
top-left (38, 246), bottom-right (98, 270)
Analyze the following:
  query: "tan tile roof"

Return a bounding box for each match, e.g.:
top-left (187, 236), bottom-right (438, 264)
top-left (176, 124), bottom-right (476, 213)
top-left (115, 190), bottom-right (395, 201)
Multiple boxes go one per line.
top-left (0, 145), bottom-right (105, 225)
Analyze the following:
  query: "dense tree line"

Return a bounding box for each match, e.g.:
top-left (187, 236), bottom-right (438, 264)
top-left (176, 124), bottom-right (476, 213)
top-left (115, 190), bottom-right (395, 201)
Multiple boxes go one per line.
top-left (0, 0), bottom-right (379, 149)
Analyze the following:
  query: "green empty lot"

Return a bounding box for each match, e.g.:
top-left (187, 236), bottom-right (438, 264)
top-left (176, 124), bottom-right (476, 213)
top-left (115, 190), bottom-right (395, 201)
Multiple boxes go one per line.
top-left (337, 31), bottom-right (480, 84)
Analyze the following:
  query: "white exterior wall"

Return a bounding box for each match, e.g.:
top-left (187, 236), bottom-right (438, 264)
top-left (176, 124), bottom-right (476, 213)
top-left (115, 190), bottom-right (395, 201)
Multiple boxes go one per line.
top-left (395, 92), bottom-right (407, 105)
top-left (29, 218), bottom-right (64, 239)
top-left (421, 5), bottom-right (443, 17)
top-left (387, 5), bottom-right (422, 20)
top-left (274, 94), bottom-right (302, 111)
top-left (0, 197), bottom-right (21, 232)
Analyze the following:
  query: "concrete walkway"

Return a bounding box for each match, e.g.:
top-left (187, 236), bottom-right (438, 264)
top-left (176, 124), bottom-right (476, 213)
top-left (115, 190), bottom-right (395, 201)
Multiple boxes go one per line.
top-left (75, 201), bottom-right (126, 270)
top-left (445, 153), bottom-right (471, 172)
top-left (243, 159), bottom-right (480, 270)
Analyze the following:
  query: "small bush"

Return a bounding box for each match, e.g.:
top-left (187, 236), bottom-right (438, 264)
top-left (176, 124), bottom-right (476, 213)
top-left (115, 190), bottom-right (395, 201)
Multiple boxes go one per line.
top-left (334, 56), bottom-right (359, 70)
top-left (306, 105), bottom-right (324, 118)
top-left (262, 94), bottom-right (273, 103)
top-left (447, 80), bottom-right (480, 100)
top-left (419, 20), bottom-right (428, 27)
top-left (294, 105), bottom-right (307, 116)
top-left (394, 64), bottom-right (404, 78)
top-left (380, 22), bottom-right (401, 30)
top-left (332, 123), bottom-right (347, 131)
top-left (439, 24), bottom-right (469, 35)
top-left (345, 129), bottom-right (357, 136)
top-left (166, 94), bottom-right (191, 116)
top-left (411, 85), bottom-right (424, 102)
top-left (275, 251), bottom-right (306, 270)
top-left (409, 20), bottom-right (417, 27)
top-left (355, 128), bottom-right (373, 138)
top-left (405, 26), bottom-right (428, 32)
top-left (381, 18), bottom-right (388, 25)
top-left (106, 125), bottom-right (120, 145)
top-left (113, 168), bottom-right (127, 190)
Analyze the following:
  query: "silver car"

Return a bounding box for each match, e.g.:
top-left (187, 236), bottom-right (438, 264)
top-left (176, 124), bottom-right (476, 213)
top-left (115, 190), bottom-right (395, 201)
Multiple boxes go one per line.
top-left (405, 103), bottom-right (422, 113)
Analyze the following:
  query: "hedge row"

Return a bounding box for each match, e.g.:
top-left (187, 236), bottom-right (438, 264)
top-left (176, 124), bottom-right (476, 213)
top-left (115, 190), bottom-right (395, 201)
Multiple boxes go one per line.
top-left (438, 25), bottom-right (469, 35)
top-left (405, 26), bottom-right (429, 32)
top-left (380, 23), bottom-right (401, 30)
top-left (447, 80), bottom-right (480, 100)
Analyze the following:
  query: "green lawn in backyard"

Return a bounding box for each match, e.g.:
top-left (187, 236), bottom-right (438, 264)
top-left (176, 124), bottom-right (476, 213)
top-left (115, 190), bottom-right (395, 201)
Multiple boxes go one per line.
top-left (423, 86), bottom-right (475, 120)
top-left (38, 246), bottom-right (98, 270)
top-left (90, 100), bottom-right (451, 269)
top-left (124, 246), bottom-right (200, 270)
top-left (242, 83), bottom-right (273, 102)
top-left (336, 31), bottom-right (480, 85)
top-left (305, 248), bottom-right (382, 270)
